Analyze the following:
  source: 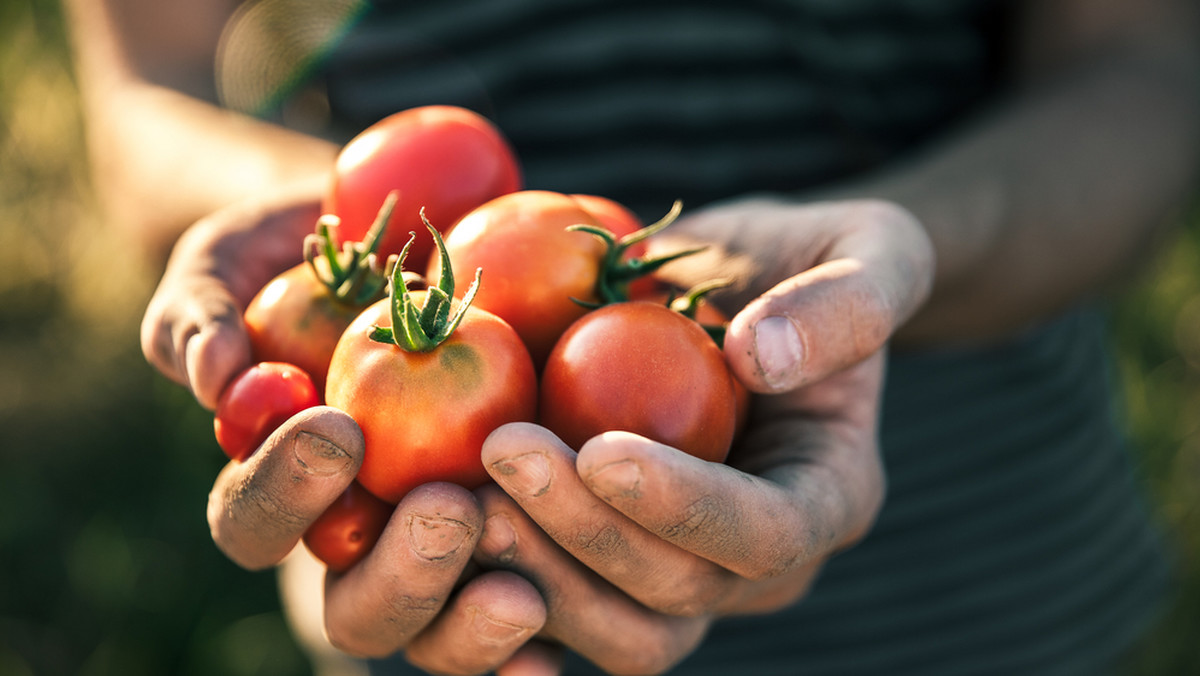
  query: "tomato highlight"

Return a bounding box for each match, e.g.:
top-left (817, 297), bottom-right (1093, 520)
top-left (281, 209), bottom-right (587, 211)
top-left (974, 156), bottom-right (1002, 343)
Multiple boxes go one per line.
top-left (213, 362), bottom-right (321, 462)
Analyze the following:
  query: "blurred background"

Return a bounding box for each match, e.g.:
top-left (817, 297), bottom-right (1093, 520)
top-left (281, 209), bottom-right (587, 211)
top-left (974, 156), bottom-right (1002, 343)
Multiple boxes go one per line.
top-left (1, 1), bottom-right (1197, 675)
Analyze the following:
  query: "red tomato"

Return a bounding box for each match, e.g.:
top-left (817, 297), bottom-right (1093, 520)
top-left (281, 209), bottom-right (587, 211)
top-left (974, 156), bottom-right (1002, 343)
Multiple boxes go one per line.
top-left (325, 290), bottom-right (537, 504)
top-left (213, 362), bottom-right (321, 462)
top-left (324, 105), bottom-right (522, 268)
top-left (539, 301), bottom-right (739, 463)
top-left (303, 482), bottom-right (393, 572)
top-left (432, 191), bottom-right (652, 367)
top-left (637, 288), bottom-right (752, 438)
top-left (243, 263), bottom-right (363, 394)
top-left (244, 205), bottom-right (396, 393)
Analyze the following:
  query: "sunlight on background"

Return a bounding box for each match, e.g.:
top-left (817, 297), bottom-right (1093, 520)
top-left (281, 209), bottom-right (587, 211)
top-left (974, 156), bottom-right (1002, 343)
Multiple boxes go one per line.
top-left (1, 3), bottom-right (311, 676)
top-left (0, 1), bottom-right (1197, 675)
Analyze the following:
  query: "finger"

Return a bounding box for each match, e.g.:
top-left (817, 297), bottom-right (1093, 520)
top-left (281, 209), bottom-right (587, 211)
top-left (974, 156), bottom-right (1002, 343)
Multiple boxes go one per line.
top-left (495, 640), bottom-right (564, 676)
top-left (404, 571), bottom-right (547, 675)
top-left (474, 484), bottom-right (710, 676)
top-left (725, 201), bottom-right (933, 393)
top-left (141, 192), bottom-right (324, 408)
top-left (576, 428), bottom-right (872, 582)
top-left (482, 423), bottom-right (736, 616)
top-left (324, 482), bottom-right (484, 659)
top-left (208, 406), bottom-right (363, 569)
top-left (141, 269), bottom-right (252, 410)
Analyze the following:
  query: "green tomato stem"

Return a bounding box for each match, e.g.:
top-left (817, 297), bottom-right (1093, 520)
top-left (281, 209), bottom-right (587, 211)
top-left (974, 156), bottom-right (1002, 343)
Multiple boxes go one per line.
top-left (369, 209), bottom-right (482, 352)
top-left (305, 190), bottom-right (397, 307)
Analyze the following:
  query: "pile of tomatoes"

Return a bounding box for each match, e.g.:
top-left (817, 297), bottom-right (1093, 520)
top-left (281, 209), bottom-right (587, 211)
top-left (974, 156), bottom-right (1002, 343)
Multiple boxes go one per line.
top-left (211, 105), bottom-right (748, 572)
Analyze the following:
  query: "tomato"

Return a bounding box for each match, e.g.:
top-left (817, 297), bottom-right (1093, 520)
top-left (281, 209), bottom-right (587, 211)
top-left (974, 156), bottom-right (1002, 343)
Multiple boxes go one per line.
top-left (325, 227), bottom-right (538, 504)
top-left (244, 263), bottom-right (362, 395)
top-left (303, 481), bottom-right (394, 572)
top-left (638, 287), bottom-right (752, 438)
top-left (539, 301), bottom-right (739, 463)
top-left (213, 362), bottom-right (321, 462)
top-left (323, 105), bottom-right (522, 268)
top-left (244, 200), bottom-right (397, 393)
top-left (430, 191), bottom-right (605, 366)
top-left (432, 191), bottom-right (669, 367)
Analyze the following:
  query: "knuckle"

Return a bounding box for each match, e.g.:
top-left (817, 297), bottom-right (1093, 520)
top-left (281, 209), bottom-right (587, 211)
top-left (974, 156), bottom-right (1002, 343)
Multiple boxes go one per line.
top-left (660, 495), bottom-right (740, 554)
top-left (601, 636), bottom-right (680, 675)
top-left (574, 523), bottom-right (628, 560)
top-left (324, 594), bottom-right (440, 660)
top-left (646, 575), bottom-right (727, 617)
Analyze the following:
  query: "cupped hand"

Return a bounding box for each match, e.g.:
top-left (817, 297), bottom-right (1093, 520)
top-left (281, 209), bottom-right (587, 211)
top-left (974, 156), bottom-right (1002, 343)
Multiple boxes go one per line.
top-left (210, 406), bottom-right (549, 672)
top-left (140, 184), bottom-right (327, 409)
top-left (140, 187), bottom-right (555, 674)
top-left (463, 197), bottom-right (933, 673)
top-left (653, 197), bottom-right (934, 393)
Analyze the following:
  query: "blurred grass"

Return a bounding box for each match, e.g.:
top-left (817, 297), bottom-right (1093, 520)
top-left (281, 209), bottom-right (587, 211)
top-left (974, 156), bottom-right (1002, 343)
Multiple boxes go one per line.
top-left (0, 1), bottom-right (1197, 675)
top-left (0, 2), bottom-right (311, 675)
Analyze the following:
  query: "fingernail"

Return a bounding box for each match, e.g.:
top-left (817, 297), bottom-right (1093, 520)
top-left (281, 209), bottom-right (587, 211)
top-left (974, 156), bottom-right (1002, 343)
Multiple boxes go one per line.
top-left (469, 606), bottom-right (530, 646)
top-left (753, 316), bottom-right (805, 389)
top-left (490, 452), bottom-right (552, 497)
top-left (409, 515), bottom-right (471, 560)
top-left (586, 459), bottom-right (643, 500)
top-left (293, 432), bottom-right (352, 476)
top-left (478, 514), bottom-right (517, 563)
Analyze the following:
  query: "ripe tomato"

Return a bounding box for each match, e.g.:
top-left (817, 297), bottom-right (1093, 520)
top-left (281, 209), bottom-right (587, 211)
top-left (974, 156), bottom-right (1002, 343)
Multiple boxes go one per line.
top-left (638, 287), bottom-right (752, 437)
top-left (431, 191), bottom-right (608, 366)
top-left (214, 362), bottom-right (321, 462)
top-left (539, 301), bottom-right (739, 463)
top-left (325, 226), bottom-right (538, 504)
top-left (433, 191), bottom-right (668, 367)
top-left (323, 105), bottom-right (522, 268)
top-left (244, 264), bottom-right (362, 395)
top-left (303, 481), bottom-right (393, 572)
top-left (244, 206), bottom-right (394, 394)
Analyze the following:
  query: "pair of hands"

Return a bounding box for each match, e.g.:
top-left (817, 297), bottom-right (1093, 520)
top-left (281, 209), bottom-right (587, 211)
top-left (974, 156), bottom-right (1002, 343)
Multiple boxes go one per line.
top-left (141, 190), bottom-right (934, 675)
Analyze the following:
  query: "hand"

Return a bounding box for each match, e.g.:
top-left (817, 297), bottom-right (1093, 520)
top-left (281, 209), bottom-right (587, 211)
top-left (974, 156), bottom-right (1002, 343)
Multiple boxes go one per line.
top-left (459, 197), bottom-right (933, 673)
top-left (139, 190), bottom-right (555, 673)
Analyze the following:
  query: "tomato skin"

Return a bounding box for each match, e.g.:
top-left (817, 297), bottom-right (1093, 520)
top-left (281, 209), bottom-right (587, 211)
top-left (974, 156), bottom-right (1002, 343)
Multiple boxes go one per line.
top-left (433, 191), bottom-right (646, 367)
top-left (324, 106), bottom-right (522, 268)
top-left (243, 263), bottom-right (363, 394)
top-left (539, 301), bottom-right (739, 463)
top-left (634, 290), bottom-right (752, 436)
top-left (214, 362), bottom-right (321, 462)
top-left (303, 482), bottom-right (393, 572)
top-left (325, 292), bottom-right (538, 504)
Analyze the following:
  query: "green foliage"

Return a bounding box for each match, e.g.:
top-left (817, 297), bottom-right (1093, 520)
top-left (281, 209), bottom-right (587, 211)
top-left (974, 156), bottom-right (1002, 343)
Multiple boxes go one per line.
top-left (1110, 203), bottom-right (1200, 675)
top-left (0, 2), bottom-right (311, 675)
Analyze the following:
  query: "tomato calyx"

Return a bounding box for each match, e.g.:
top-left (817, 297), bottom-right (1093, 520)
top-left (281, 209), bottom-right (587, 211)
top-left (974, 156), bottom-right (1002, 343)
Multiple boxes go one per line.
top-left (663, 278), bottom-right (734, 346)
top-left (304, 190), bottom-right (398, 308)
top-left (567, 200), bottom-right (706, 305)
top-left (369, 210), bottom-right (482, 352)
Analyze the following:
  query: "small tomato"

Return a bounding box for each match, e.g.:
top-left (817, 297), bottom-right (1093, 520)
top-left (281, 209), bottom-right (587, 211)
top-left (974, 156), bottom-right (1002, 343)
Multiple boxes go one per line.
top-left (303, 482), bottom-right (393, 572)
top-left (213, 362), bottom-right (321, 462)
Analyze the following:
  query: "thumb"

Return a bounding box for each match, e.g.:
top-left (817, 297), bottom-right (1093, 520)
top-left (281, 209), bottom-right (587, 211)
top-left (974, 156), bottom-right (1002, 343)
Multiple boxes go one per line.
top-left (725, 204), bottom-right (934, 393)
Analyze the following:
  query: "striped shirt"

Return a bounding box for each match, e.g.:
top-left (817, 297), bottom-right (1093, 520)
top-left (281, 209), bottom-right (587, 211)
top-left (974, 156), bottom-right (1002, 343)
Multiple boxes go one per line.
top-left (219, 1), bottom-right (1170, 673)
